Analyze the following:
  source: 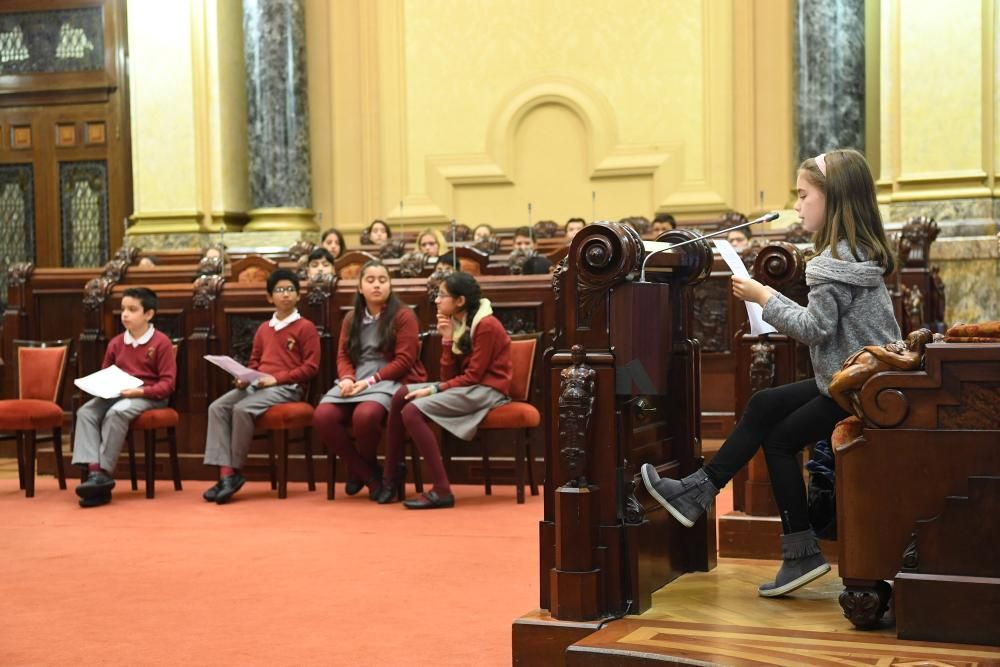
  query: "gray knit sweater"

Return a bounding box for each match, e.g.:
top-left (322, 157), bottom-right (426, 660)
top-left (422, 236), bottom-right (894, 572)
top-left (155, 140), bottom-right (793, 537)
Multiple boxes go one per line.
top-left (761, 241), bottom-right (901, 396)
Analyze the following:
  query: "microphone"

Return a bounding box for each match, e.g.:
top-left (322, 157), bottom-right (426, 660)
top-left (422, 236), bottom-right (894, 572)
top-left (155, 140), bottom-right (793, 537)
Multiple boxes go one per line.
top-left (638, 211), bottom-right (780, 282)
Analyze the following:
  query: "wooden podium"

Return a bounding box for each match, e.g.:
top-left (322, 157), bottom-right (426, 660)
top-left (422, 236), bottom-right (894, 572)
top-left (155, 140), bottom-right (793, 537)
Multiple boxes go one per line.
top-left (513, 222), bottom-right (715, 665)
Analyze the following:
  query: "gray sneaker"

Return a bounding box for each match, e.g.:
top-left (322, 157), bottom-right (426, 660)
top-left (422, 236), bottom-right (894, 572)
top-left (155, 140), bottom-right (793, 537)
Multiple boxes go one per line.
top-left (641, 464), bottom-right (718, 528)
top-left (758, 529), bottom-right (831, 597)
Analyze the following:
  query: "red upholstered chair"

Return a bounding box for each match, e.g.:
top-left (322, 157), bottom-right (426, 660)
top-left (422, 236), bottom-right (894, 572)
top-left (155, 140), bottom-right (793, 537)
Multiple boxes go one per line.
top-left (124, 339), bottom-right (184, 498)
top-left (469, 335), bottom-right (540, 503)
top-left (255, 398), bottom-right (316, 499)
top-left (0, 339), bottom-right (72, 497)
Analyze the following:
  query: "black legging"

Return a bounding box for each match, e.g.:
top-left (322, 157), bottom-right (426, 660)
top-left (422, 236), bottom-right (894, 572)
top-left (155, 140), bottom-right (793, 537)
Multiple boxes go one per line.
top-left (704, 378), bottom-right (848, 534)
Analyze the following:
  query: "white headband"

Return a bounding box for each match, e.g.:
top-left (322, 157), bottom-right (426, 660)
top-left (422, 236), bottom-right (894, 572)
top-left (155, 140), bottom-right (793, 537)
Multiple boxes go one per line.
top-left (815, 153), bottom-right (827, 176)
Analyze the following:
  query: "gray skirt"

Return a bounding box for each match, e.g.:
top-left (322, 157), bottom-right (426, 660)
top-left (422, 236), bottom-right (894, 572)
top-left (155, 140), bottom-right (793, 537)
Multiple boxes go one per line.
top-left (319, 380), bottom-right (401, 410)
top-left (407, 382), bottom-right (509, 441)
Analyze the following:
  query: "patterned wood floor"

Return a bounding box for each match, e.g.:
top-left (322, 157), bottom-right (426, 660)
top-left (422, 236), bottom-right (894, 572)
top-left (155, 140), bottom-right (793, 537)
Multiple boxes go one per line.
top-left (564, 560), bottom-right (1000, 666)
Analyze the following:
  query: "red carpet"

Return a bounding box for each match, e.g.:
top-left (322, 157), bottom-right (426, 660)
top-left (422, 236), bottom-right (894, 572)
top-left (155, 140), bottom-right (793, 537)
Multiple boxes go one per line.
top-left (0, 478), bottom-right (541, 666)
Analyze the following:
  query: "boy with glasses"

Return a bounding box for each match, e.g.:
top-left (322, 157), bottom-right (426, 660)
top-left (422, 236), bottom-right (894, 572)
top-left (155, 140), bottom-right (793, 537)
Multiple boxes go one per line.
top-left (202, 269), bottom-right (320, 504)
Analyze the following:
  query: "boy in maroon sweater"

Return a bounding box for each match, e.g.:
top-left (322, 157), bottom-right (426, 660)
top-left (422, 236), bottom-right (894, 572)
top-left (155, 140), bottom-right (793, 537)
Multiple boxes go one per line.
top-left (74, 287), bottom-right (177, 507)
top-left (202, 269), bottom-right (320, 504)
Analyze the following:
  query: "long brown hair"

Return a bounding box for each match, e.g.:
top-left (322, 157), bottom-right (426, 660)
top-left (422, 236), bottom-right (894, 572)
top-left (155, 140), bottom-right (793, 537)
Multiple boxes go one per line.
top-left (800, 148), bottom-right (896, 275)
top-left (346, 260), bottom-right (401, 365)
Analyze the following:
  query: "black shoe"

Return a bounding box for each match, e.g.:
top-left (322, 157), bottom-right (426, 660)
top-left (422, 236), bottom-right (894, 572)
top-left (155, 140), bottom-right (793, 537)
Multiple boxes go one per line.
top-left (214, 473), bottom-right (246, 505)
top-left (76, 471), bottom-right (116, 499)
top-left (366, 477), bottom-right (383, 501)
top-left (403, 490), bottom-right (455, 510)
top-left (203, 480), bottom-right (225, 502)
top-left (375, 478), bottom-right (401, 504)
top-left (345, 478), bottom-right (365, 496)
top-left (79, 490), bottom-right (112, 508)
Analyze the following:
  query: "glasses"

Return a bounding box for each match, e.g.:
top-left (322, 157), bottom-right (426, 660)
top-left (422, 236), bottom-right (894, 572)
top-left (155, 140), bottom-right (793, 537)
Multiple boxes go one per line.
top-left (273, 286), bottom-right (297, 295)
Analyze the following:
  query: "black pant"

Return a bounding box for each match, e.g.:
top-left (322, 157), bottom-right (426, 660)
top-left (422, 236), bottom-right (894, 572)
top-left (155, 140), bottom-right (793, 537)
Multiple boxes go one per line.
top-left (704, 378), bottom-right (848, 534)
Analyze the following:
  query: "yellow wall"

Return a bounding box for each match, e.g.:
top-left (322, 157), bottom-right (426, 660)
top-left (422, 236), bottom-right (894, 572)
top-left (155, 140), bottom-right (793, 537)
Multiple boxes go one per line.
top-left (307, 0), bottom-right (795, 238)
top-left (877, 0), bottom-right (996, 201)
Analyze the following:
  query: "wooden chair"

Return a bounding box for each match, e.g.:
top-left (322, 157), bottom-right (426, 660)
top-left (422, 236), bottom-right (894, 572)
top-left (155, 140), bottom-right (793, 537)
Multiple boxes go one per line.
top-left (467, 334), bottom-right (540, 503)
top-left (0, 339), bottom-right (72, 497)
top-left (254, 388), bottom-right (317, 499)
top-left (124, 339), bottom-right (184, 498)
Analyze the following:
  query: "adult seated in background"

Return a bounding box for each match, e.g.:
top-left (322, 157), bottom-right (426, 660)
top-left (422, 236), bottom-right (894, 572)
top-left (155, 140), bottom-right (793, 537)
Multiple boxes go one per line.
top-left (522, 254), bottom-right (553, 275)
top-left (652, 213), bottom-right (677, 236)
top-left (620, 215), bottom-right (652, 237)
top-left (564, 217), bottom-right (586, 242)
top-left (203, 244), bottom-right (226, 261)
top-left (727, 226), bottom-right (752, 253)
top-left (138, 255), bottom-right (158, 268)
top-left (513, 226), bottom-right (535, 252)
top-left (378, 272), bottom-right (512, 509)
top-left (321, 228), bottom-right (346, 259)
top-left (472, 224), bottom-right (494, 243)
top-left (417, 228), bottom-right (448, 259)
top-left (364, 219), bottom-right (391, 247)
top-left (434, 252), bottom-right (458, 274)
top-left (306, 248), bottom-right (336, 280)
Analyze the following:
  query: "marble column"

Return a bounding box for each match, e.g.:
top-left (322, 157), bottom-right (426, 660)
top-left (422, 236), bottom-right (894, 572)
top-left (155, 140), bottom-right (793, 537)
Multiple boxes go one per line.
top-left (794, 0), bottom-right (866, 162)
top-left (242, 0), bottom-right (316, 231)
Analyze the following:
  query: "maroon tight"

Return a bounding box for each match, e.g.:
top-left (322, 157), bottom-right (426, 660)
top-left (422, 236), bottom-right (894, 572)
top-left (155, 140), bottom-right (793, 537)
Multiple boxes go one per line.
top-left (313, 401), bottom-right (387, 482)
top-left (384, 386), bottom-right (451, 495)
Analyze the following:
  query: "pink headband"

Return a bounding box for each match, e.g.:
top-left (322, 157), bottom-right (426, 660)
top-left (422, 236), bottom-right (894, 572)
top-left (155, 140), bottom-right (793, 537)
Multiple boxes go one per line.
top-left (815, 153), bottom-right (827, 176)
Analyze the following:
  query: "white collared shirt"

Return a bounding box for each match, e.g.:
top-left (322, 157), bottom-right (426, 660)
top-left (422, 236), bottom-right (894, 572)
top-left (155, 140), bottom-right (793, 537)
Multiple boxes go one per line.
top-left (362, 307), bottom-right (381, 325)
top-left (124, 324), bottom-right (155, 348)
top-left (269, 310), bottom-right (302, 331)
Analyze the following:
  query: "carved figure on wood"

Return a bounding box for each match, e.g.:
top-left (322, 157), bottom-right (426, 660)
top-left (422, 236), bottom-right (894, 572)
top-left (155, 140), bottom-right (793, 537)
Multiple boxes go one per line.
top-left (828, 328), bottom-right (939, 417)
top-left (558, 345), bottom-right (595, 486)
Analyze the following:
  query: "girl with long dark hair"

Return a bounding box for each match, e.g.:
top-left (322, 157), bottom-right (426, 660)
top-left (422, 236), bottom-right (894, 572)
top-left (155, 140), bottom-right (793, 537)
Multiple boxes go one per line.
top-left (313, 260), bottom-right (426, 498)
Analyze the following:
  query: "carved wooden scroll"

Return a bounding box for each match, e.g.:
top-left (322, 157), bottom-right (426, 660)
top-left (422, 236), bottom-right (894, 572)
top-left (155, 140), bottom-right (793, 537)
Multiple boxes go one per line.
top-left (7, 261), bottom-right (34, 287)
top-left (193, 274), bottom-right (225, 309)
top-left (574, 221), bottom-right (644, 327)
top-left (306, 272), bottom-right (336, 307)
top-left (82, 276), bottom-right (113, 311)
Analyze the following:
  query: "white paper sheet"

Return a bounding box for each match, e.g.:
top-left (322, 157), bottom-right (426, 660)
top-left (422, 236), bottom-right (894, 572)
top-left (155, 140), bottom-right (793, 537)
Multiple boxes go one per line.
top-left (204, 355), bottom-right (268, 384)
top-left (713, 239), bottom-right (778, 337)
top-left (74, 365), bottom-right (144, 399)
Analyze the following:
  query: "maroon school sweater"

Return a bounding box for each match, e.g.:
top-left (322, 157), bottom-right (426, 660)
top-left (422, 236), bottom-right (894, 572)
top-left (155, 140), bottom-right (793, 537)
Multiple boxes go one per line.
top-left (439, 315), bottom-right (511, 395)
top-left (336, 307), bottom-right (428, 384)
top-left (249, 317), bottom-right (321, 385)
top-left (102, 329), bottom-right (177, 401)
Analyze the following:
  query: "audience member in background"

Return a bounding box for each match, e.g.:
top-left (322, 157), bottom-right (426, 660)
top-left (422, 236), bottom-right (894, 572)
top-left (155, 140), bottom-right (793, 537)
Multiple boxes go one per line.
top-left (314, 260), bottom-right (426, 499)
top-left (378, 272), bottom-right (511, 509)
top-left (138, 256), bottom-right (158, 268)
top-left (472, 224), bottom-right (494, 243)
top-left (512, 226), bottom-right (535, 253)
top-left (435, 252), bottom-right (458, 274)
top-left (522, 255), bottom-right (553, 274)
top-left (202, 269), bottom-right (320, 504)
top-left (321, 228), bottom-right (346, 259)
top-left (72, 287), bottom-right (177, 508)
top-left (203, 244), bottom-right (225, 261)
top-left (306, 248), bottom-right (336, 279)
top-left (727, 227), bottom-right (752, 253)
top-left (417, 228), bottom-right (448, 258)
top-left (564, 218), bottom-right (586, 242)
top-left (366, 219), bottom-right (391, 246)
top-left (652, 213), bottom-right (677, 236)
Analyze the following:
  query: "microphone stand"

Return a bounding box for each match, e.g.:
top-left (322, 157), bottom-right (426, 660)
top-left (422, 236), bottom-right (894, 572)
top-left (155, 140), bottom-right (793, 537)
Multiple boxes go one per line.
top-left (638, 211), bottom-right (780, 282)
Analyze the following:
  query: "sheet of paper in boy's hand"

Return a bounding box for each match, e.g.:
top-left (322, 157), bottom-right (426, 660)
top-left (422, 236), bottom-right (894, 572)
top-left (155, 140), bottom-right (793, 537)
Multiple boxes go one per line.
top-left (713, 239), bottom-right (778, 337)
top-left (204, 355), bottom-right (268, 384)
top-left (73, 365), bottom-right (144, 399)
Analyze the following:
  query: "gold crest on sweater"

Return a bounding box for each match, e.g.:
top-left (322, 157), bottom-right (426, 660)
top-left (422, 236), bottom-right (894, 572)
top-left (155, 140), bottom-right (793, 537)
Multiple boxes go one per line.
top-left (286, 337), bottom-right (295, 352)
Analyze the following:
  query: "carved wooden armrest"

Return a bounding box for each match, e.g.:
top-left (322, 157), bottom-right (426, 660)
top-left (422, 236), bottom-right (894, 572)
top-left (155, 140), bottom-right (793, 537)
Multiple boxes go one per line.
top-left (852, 342), bottom-right (1000, 429)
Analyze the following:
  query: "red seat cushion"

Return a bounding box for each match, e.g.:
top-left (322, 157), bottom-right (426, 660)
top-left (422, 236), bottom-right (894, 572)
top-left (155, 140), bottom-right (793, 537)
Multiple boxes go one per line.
top-left (256, 402), bottom-right (314, 430)
top-left (130, 408), bottom-right (179, 431)
top-left (478, 401), bottom-right (540, 430)
top-left (0, 399), bottom-right (65, 430)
